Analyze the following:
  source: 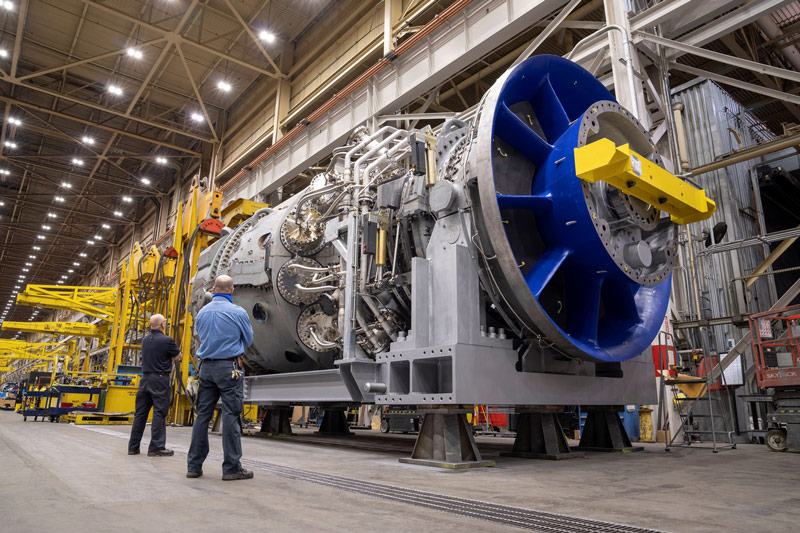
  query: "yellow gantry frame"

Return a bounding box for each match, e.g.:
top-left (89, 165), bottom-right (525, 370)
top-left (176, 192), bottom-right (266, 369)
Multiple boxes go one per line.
top-left (15, 285), bottom-right (116, 320)
top-left (574, 138), bottom-right (716, 225)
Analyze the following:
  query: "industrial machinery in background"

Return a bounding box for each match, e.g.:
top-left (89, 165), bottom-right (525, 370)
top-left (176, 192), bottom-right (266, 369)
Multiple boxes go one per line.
top-left (192, 55), bottom-right (716, 467)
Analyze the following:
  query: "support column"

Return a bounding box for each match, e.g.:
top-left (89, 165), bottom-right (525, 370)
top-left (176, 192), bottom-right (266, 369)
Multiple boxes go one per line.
top-left (603, 0), bottom-right (648, 127)
top-left (501, 409), bottom-right (583, 460)
top-left (383, 0), bottom-right (402, 56)
top-left (272, 44), bottom-right (294, 144)
top-left (400, 408), bottom-right (494, 469)
top-left (317, 408), bottom-right (353, 435)
top-left (260, 406), bottom-right (294, 436)
top-left (576, 406), bottom-right (643, 453)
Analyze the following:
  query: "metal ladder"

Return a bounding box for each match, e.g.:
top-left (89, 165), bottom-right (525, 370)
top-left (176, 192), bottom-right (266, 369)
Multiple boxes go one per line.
top-left (658, 331), bottom-right (736, 452)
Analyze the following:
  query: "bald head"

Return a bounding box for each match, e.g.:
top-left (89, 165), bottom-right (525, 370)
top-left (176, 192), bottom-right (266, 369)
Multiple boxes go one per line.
top-left (150, 314), bottom-right (166, 331)
top-left (213, 275), bottom-right (234, 294)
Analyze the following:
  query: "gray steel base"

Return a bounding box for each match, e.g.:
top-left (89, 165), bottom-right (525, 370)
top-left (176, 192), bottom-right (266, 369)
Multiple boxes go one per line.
top-left (500, 411), bottom-right (583, 460)
top-left (575, 408), bottom-right (643, 453)
top-left (400, 409), bottom-right (495, 469)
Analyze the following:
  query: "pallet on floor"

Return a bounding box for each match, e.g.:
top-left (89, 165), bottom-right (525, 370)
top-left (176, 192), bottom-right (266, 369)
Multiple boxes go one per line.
top-left (67, 412), bottom-right (134, 425)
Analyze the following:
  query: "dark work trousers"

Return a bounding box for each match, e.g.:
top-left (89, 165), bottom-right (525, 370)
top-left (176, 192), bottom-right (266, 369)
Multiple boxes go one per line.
top-left (187, 358), bottom-right (244, 475)
top-left (128, 373), bottom-right (171, 453)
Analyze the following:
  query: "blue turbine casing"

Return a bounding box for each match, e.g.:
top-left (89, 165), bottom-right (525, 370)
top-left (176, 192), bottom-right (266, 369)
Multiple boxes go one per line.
top-left (487, 55), bottom-right (670, 362)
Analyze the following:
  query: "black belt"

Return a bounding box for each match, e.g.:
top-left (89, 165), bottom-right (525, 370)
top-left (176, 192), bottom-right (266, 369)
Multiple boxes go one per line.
top-left (143, 372), bottom-right (170, 376)
top-left (205, 355), bottom-right (241, 362)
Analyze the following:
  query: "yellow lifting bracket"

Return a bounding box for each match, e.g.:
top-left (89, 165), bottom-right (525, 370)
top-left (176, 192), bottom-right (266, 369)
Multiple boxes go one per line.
top-left (574, 138), bottom-right (716, 225)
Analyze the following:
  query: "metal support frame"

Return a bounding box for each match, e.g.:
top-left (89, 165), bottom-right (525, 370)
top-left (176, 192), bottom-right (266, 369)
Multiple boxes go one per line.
top-left (399, 408), bottom-right (494, 469)
top-left (576, 407), bottom-right (644, 453)
top-left (501, 409), bottom-right (584, 460)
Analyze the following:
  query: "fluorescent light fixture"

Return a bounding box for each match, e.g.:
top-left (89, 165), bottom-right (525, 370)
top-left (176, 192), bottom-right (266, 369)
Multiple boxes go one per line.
top-left (73, 262), bottom-right (81, 266)
top-left (57, 280), bottom-right (64, 285)
top-left (79, 253), bottom-right (87, 257)
top-left (258, 30), bottom-right (276, 43)
top-left (140, 177), bottom-right (151, 185)
top-left (36, 235), bottom-right (45, 240)
top-left (60, 275), bottom-right (68, 279)
top-left (82, 136), bottom-right (95, 145)
top-left (101, 223), bottom-right (110, 229)
top-left (24, 263), bottom-right (31, 266)
top-left (155, 156), bottom-right (168, 164)
top-left (68, 269), bottom-right (74, 273)
top-left (42, 225), bottom-right (51, 230)
top-left (28, 255), bottom-right (36, 259)
top-left (20, 269), bottom-right (27, 272)
top-left (4, 141), bottom-right (16, 148)
top-left (32, 246), bottom-right (41, 251)
top-left (94, 234), bottom-right (101, 240)
top-left (122, 196), bottom-right (132, 203)
top-left (217, 80), bottom-right (232, 92)
top-left (47, 212), bottom-right (56, 218)
top-left (108, 84), bottom-right (123, 96)
top-left (126, 48), bottom-right (143, 59)
top-left (55, 196), bottom-right (65, 202)
top-left (86, 240), bottom-right (94, 245)
top-left (113, 210), bottom-right (123, 217)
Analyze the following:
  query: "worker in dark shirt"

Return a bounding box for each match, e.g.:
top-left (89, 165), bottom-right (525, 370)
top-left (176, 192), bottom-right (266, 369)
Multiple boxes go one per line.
top-left (128, 314), bottom-right (182, 457)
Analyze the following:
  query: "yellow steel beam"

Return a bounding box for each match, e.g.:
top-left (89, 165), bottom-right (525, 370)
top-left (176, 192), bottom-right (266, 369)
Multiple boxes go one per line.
top-left (0, 367), bottom-right (14, 372)
top-left (16, 285), bottom-right (117, 320)
top-left (574, 138), bottom-right (716, 225)
top-left (221, 198), bottom-right (270, 228)
top-left (0, 321), bottom-right (110, 340)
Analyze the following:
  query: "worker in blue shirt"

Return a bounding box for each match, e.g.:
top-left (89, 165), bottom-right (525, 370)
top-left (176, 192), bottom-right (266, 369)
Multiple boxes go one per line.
top-left (186, 275), bottom-right (255, 480)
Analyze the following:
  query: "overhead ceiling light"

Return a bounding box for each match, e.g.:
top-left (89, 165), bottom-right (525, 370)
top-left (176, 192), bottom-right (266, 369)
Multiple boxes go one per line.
top-left (42, 224), bottom-right (51, 230)
top-left (108, 84), bottom-right (123, 96)
top-left (94, 234), bottom-right (101, 240)
top-left (24, 263), bottom-right (31, 266)
top-left (140, 177), bottom-right (151, 185)
top-left (20, 269), bottom-right (27, 272)
top-left (2, 3), bottom-right (13, 12)
top-left (0, 169), bottom-right (9, 175)
top-left (79, 253), bottom-right (87, 257)
top-left (82, 136), bottom-right (95, 145)
top-left (113, 210), bottom-right (123, 217)
top-left (190, 112), bottom-right (203, 122)
top-left (0, 200), bottom-right (4, 206)
top-left (217, 80), bottom-right (232, 92)
top-left (57, 280), bottom-right (64, 285)
top-left (68, 269), bottom-right (74, 273)
top-left (101, 223), bottom-right (110, 229)
top-left (28, 255), bottom-right (36, 259)
top-left (0, 50), bottom-right (7, 58)
top-left (60, 275), bottom-right (68, 279)
top-left (71, 159), bottom-right (82, 166)
top-left (73, 262), bottom-right (80, 266)
top-left (8, 117), bottom-right (21, 126)
top-left (36, 235), bottom-right (45, 240)
top-left (122, 196), bottom-right (132, 203)
top-left (4, 141), bottom-right (17, 148)
top-left (32, 246), bottom-right (41, 251)
top-left (258, 30), bottom-right (276, 43)
top-left (155, 156), bottom-right (168, 164)
top-left (126, 48), bottom-right (143, 60)
top-left (86, 239), bottom-right (94, 245)
top-left (47, 212), bottom-right (56, 218)
top-left (55, 196), bottom-right (65, 202)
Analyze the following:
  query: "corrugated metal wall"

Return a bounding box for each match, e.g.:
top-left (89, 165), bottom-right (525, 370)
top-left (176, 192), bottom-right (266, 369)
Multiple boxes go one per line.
top-left (672, 79), bottom-right (777, 352)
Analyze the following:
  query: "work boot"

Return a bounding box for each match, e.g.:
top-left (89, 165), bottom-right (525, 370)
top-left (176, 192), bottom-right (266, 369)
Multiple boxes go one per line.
top-left (222, 468), bottom-right (254, 481)
top-left (128, 449), bottom-right (140, 455)
top-left (147, 449), bottom-right (175, 457)
top-left (186, 471), bottom-right (203, 478)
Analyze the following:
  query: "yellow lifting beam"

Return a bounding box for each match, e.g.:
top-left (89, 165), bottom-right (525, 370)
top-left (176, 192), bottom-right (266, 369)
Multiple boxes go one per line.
top-left (15, 285), bottom-right (117, 320)
top-left (0, 321), bottom-right (110, 341)
top-left (574, 138), bottom-right (716, 225)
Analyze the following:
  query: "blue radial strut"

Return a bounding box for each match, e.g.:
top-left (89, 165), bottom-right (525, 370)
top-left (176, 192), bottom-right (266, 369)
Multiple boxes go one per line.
top-left (491, 55), bottom-right (671, 362)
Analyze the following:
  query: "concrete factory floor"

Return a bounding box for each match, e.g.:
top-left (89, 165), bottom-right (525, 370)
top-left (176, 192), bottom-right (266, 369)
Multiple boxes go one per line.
top-left (0, 410), bottom-right (797, 533)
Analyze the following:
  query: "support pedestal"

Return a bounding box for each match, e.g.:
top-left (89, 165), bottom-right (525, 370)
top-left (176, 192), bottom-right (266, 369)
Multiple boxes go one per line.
top-left (259, 407), bottom-right (294, 436)
top-left (316, 409), bottom-right (353, 435)
top-left (400, 409), bottom-right (494, 469)
top-left (501, 411), bottom-right (583, 460)
top-left (575, 408), bottom-right (643, 453)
